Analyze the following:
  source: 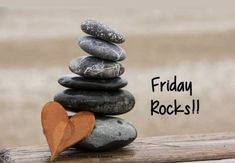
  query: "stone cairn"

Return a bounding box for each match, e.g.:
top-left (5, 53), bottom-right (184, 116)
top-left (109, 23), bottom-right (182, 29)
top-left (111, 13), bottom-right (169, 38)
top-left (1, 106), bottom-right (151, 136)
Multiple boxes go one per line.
top-left (54, 19), bottom-right (137, 151)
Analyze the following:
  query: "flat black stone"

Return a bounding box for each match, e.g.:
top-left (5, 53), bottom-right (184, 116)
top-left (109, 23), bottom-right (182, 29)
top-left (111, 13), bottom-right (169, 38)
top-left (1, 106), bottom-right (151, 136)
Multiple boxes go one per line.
top-left (54, 89), bottom-right (135, 115)
top-left (81, 19), bottom-right (125, 44)
top-left (58, 74), bottom-right (128, 90)
top-left (69, 56), bottom-right (125, 79)
top-left (74, 116), bottom-right (137, 151)
top-left (79, 36), bottom-right (126, 61)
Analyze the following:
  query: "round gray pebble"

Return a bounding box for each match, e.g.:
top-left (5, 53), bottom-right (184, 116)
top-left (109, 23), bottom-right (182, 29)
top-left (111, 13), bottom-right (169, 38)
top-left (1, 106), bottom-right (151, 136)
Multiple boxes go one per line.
top-left (69, 56), bottom-right (124, 79)
top-left (79, 36), bottom-right (126, 61)
top-left (58, 74), bottom-right (128, 90)
top-left (81, 19), bottom-right (125, 44)
top-left (74, 116), bottom-right (137, 151)
top-left (54, 89), bottom-right (135, 115)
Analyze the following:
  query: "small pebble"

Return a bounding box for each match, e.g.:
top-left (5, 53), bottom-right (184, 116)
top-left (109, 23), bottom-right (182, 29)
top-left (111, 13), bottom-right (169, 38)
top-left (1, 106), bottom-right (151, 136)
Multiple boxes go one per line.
top-left (81, 19), bottom-right (125, 44)
top-left (58, 74), bottom-right (128, 90)
top-left (79, 36), bottom-right (126, 61)
top-left (69, 56), bottom-right (124, 79)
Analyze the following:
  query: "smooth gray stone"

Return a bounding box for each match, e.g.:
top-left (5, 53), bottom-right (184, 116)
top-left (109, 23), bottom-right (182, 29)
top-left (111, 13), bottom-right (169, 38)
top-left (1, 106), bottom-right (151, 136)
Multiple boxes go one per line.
top-left (81, 19), bottom-right (125, 44)
top-left (74, 116), bottom-right (137, 151)
top-left (69, 56), bottom-right (124, 79)
top-left (54, 89), bottom-right (135, 115)
top-left (58, 74), bottom-right (128, 90)
top-left (79, 36), bottom-right (126, 61)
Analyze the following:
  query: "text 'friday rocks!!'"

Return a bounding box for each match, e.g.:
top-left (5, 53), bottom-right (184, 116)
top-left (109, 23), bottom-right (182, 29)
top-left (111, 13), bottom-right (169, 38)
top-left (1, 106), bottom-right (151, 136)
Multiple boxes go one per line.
top-left (151, 75), bottom-right (200, 116)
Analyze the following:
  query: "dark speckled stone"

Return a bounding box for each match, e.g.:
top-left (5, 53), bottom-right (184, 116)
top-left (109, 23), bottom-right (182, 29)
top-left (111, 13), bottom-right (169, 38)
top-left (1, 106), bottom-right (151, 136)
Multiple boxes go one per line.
top-left (58, 74), bottom-right (127, 90)
top-left (74, 116), bottom-right (137, 151)
top-left (69, 56), bottom-right (124, 79)
top-left (54, 89), bottom-right (135, 115)
top-left (81, 19), bottom-right (125, 44)
top-left (79, 36), bottom-right (126, 61)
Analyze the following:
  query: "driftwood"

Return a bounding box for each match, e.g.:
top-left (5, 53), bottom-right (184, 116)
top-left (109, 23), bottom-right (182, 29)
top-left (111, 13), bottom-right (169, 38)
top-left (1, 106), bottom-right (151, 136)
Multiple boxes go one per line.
top-left (1, 132), bottom-right (235, 163)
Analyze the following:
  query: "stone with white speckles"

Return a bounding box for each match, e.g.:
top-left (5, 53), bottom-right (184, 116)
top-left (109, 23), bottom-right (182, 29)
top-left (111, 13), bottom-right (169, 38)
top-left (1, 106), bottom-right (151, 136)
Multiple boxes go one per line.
top-left (79, 36), bottom-right (126, 61)
top-left (81, 19), bottom-right (125, 44)
top-left (69, 56), bottom-right (124, 79)
top-left (54, 89), bottom-right (135, 115)
top-left (74, 116), bottom-right (137, 151)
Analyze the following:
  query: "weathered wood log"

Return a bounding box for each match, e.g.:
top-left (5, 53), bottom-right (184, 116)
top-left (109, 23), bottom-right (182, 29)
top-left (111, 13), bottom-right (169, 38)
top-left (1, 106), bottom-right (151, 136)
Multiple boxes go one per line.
top-left (1, 132), bottom-right (235, 163)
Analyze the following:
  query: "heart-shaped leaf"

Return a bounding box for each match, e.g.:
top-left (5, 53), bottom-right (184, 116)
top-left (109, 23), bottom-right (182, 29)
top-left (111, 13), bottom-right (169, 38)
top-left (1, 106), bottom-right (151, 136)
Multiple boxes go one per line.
top-left (41, 101), bottom-right (95, 161)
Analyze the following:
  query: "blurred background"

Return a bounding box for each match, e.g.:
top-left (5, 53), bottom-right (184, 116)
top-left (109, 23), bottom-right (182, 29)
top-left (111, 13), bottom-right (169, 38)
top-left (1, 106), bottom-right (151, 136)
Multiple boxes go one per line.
top-left (0, 0), bottom-right (235, 148)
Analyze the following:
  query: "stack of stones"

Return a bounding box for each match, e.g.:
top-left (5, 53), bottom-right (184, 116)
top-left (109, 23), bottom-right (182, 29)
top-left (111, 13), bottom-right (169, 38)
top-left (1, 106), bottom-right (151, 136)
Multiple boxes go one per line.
top-left (54, 19), bottom-right (137, 151)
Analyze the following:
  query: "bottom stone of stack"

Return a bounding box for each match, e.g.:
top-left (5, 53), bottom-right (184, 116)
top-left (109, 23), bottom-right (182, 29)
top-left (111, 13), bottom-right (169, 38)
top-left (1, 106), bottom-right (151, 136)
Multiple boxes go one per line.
top-left (74, 116), bottom-right (137, 151)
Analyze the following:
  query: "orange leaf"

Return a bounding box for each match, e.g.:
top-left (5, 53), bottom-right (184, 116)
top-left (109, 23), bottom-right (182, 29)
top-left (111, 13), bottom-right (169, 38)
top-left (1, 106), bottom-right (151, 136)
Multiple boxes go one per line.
top-left (41, 101), bottom-right (95, 161)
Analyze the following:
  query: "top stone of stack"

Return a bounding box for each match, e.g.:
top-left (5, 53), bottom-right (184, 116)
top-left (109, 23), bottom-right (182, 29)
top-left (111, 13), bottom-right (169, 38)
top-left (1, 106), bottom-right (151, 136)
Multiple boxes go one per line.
top-left (81, 19), bottom-right (125, 44)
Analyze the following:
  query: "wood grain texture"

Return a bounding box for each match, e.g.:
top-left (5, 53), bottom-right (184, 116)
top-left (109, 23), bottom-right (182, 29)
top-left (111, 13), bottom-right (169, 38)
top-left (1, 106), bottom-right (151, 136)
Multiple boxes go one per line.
top-left (1, 132), bottom-right (235, 163)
